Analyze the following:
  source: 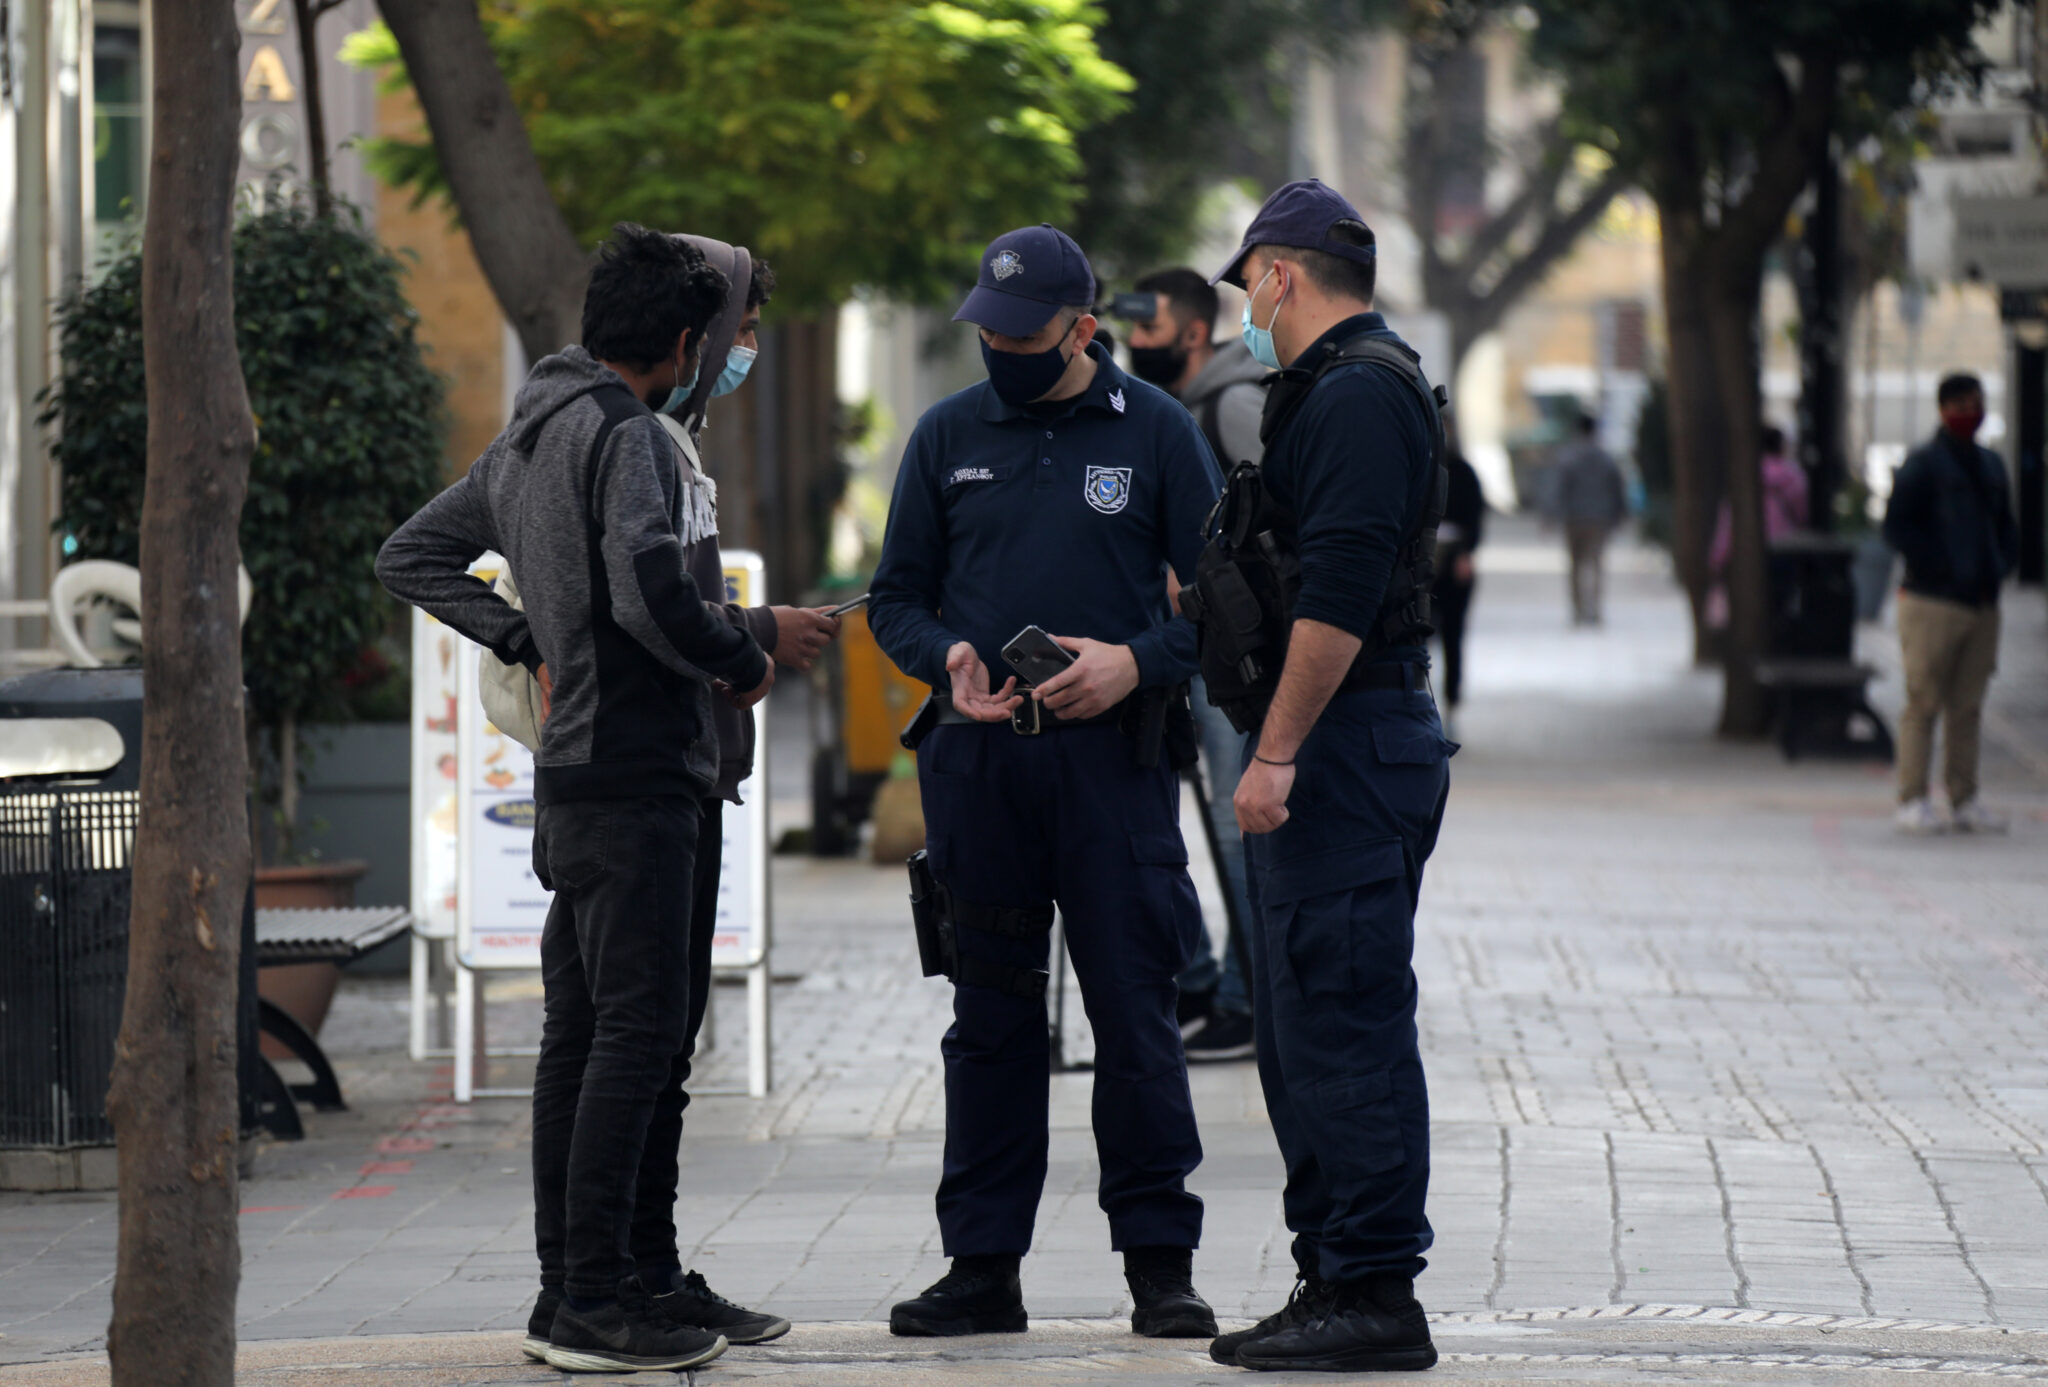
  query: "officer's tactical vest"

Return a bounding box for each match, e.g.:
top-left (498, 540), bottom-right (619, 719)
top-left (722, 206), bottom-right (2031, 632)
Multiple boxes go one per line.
top-left (1183, 332), bottom-right (1450, 734)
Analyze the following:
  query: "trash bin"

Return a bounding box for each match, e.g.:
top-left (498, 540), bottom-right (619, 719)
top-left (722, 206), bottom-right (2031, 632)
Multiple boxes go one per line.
top-left (0, 668), bottom-right (264, 1189)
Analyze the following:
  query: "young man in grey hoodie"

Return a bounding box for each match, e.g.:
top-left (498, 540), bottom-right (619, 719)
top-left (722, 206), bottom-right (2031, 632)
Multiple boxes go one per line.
top-left (377, 225), bottom-right (767, 1373)
top-left (1121, 267), bottom-right (1263, 1062)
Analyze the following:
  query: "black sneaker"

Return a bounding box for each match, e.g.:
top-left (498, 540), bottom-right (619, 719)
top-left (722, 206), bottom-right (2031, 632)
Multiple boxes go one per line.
top-left (1185, 1010), bottom-right (1255, 1062)
top-left (889, 1255), bottom-right (1029, 1337)
top-left (653, 1267), bottom-right (791, 1345)
top-left (1235, 1272), bottom-right (1436, 1372)
top-left (1124, 1246), bottom-right (1218, 1338)
top-left (542, 1278), bottom-right (729, 1373)
top-left (521, 1287), bottom-right (560, 1361)
top-left (1209, 1275), bottom-right (1332, 1365)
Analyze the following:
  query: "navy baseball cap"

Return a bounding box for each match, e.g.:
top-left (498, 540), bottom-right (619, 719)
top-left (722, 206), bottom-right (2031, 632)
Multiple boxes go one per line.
top-left (954, 224), bottom-right (1097, 337)
top-left (1211, 179), bottom-right (1377, 288)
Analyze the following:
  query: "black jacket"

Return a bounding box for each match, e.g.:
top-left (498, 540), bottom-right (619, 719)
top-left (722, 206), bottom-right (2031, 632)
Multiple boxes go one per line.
top-left (1881, 430), bottom-right (2017, 608)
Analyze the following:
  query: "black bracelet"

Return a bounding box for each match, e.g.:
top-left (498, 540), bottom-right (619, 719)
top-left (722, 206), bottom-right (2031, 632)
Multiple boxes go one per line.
top-left (1253, 753), bottom-right (1294, 767)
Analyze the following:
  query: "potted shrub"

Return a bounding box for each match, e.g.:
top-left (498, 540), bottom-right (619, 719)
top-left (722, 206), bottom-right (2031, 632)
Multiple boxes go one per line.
top-left (44, 188), bottom-right (445, 1043)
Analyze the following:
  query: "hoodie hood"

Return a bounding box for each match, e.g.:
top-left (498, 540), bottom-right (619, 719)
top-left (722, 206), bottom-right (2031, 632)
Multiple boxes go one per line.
top-left (1179, 337), bottom-right (1268, 409)
top-left (673, 235), bottom-right (752, 438)
top-left (509, 345), bottom-right (639, 453)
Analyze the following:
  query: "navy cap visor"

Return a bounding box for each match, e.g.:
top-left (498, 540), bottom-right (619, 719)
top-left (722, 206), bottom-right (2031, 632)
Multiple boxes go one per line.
top-left (953, 284), bottom-right (1067, 338)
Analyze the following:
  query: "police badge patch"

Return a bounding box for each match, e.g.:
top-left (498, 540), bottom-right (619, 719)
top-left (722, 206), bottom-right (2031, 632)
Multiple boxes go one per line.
top-left (991, 250), bottom-right (1023, 281)
top-left (1085, 466), bottom-right (1132, 515)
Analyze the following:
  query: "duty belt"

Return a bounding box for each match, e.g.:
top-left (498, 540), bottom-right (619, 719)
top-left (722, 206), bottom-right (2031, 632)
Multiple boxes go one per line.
top-left (932, 693), bottom-right (1128, 737)
top-left (1341, 661), bottom-right (1427, 693)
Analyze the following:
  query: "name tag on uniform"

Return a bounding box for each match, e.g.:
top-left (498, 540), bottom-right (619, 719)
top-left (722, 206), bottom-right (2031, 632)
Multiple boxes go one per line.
top-left (949, 466), bottom-right (999, 485)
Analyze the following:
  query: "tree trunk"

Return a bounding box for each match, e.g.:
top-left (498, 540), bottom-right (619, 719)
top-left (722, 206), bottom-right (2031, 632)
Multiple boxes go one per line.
top-left (1658, 213), bottom-right (1726, 661)
top-left (374, 0), bottom-right (589, 362)
top-left (290, 0), bottom-right (332, 217)
top-left (104, 0), bottom-right (257, 1378)
top-left (1704, 260), bottom-right (1772, 737)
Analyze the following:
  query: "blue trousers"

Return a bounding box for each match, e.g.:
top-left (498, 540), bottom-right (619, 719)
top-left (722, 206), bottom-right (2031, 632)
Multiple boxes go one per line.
top-left (1244, 682), bottom-right (1451, 1284)
top-left (1176, 678), bottom-right (1254, 1018)
top-left (918, 722), bottom-right (1206, 1256)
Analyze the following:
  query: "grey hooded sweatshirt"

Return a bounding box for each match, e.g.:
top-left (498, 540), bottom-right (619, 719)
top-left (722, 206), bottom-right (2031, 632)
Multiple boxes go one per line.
top-left (667, 235), bottom-right (776, 805)
top-left (376, 345), bottom-right (767, 804)
top-left (1179, 338), bottom-right (1268, 470)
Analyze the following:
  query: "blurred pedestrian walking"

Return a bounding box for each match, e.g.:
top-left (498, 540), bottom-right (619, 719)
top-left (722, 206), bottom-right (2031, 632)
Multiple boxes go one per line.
top-left (1704, 424), bottom-right (1808, 630)
top-left (1121, 267), bottom-right (1262, 1062)
top-left (1883, 373), bottom-right (2017, 836)
top-left (1549, 411), bottom-right (1628, 626)
top-left (1432, 433), bottom-right (1485, 740)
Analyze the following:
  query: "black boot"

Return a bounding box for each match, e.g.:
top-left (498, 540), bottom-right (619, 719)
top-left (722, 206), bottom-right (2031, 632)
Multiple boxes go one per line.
top-left (1208, 1275), bottom-right (1332, 1365)
top-left (889, 1255), bottom-right (1028, 1337)
top-left (1235, 1272), bottom-right (1436, 1373)
top-left (1124, 1246), bottom-right (1218, 1338)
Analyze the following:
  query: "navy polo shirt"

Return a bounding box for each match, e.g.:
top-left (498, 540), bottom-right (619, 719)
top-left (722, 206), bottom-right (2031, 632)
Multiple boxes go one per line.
top-left (1261, 312), bottom-right (1437, 659)
top-left (871, 341), bottom-right (1223, 692)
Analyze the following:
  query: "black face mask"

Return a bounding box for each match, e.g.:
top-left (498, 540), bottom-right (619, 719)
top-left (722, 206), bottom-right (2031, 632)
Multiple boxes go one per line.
top-left (981, 320), bottom-right (1077, 406)
top-left (1126, 343), bottom-right (1187, 389)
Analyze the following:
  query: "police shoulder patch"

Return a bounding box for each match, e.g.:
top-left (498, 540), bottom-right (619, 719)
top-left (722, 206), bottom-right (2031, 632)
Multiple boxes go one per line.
top-left (1084, 465), bottom-right (1132, 515)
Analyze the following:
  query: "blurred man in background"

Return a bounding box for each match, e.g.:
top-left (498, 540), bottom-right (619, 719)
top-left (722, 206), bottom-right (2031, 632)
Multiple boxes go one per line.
top-left (1549, 411), bottom-right (1628, 627)
top-left (1122, 267), bottom-right (1263, 1061)
top-left (1883, 373), bottom-right (2017, 835)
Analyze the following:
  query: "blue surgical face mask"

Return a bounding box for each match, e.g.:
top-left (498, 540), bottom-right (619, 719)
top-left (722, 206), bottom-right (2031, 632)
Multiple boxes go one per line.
top-left (1240, 266), bottom-right (1285, 371)
top-left (659, 357), bottom-right (701, 416)
top-left (712, 344), bottom-right (758, 398)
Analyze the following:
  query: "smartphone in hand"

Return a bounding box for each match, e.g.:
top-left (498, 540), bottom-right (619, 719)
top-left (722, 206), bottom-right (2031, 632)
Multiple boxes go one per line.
top-left (1002, 624), bottom-right (1076, 688)
top-left (825, 593), bottom-right (870, 618)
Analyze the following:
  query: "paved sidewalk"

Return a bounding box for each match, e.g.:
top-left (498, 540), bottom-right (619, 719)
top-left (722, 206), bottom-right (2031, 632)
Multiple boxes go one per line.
top-left (6, 520), bottom-right (2048, 1382)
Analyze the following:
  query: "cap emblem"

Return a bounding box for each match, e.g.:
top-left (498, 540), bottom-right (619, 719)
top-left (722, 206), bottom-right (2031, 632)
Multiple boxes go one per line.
top-left (991, 250), bottom-right (1024, 281)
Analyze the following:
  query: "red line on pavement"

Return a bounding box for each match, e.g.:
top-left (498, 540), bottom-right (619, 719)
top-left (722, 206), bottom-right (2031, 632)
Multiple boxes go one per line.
top-left (360, 1160), bottom-right (414, 1175)
top-left (376, 1135), bottom-right (435, 1154)
top-left (334, 1186), bottom-right (396, 1200)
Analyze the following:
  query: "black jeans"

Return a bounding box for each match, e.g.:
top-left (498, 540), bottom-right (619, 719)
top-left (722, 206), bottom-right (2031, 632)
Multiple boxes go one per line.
top-left (1433, 576), bottom-right (1474, 709)
top-left (531, 795), bottom-right (703, 1299)
top-left (629, 798), bottom-right (723, 1281)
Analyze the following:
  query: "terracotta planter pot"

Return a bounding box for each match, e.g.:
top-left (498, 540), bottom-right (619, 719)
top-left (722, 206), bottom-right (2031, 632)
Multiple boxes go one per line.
top-left (255, 860), bottom-right (367, 1060)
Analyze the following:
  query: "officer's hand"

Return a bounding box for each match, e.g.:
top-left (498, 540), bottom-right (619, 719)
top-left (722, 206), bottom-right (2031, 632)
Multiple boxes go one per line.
top-left (1235, 756), bottom-right (1295, 835)
top-left (1035, 637), bottom-right (1139, 721)
top-left (536, 664), bottom-right (553, 725)
top-left (717, 661), bottom-right (775, 710)
top-left (947, 641), bottom-right (1022, 722)
top-left (768, 605), bottom-right (842, 672)
top-left (1454, 553), bottom-right (1475, 585)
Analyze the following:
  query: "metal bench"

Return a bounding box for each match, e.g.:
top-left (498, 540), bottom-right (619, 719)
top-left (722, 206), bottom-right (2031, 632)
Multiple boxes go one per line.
top-left (253, 905), bottom-right (412, 1136)
top-left (1753, 658), bottom-right (1894, 762)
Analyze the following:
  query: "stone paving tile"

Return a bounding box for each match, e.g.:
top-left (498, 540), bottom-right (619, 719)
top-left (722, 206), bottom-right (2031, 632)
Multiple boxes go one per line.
top-left (5, 525), bottom-right (2048, 1373)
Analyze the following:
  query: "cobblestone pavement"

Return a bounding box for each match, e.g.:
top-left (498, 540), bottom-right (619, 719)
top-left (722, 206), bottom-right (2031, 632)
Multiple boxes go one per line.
top-left (6, 520), bottom-right (2048, 1381)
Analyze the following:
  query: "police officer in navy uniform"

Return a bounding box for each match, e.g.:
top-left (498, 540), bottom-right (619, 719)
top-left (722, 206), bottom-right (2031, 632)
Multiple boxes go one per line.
top-left (870, 224), bottom-right (1224, 1341)
top-left (1192, 182), bottom-right (1452, 1373)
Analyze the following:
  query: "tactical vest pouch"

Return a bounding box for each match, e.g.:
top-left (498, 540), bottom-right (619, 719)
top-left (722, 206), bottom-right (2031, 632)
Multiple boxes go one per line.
top-left (1183, 462), bottom-right (1302, 733)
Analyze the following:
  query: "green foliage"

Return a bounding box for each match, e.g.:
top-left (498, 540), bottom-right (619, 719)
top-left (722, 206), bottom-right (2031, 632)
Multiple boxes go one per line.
top-left (344, 0), bottom-right (1132, 311)
top-left (43, 190), bottom-right (446, 733)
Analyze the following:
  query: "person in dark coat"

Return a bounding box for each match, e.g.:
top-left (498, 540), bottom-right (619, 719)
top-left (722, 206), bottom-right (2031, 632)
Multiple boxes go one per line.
top-left (1431, 437), bottom-right (1485, 736)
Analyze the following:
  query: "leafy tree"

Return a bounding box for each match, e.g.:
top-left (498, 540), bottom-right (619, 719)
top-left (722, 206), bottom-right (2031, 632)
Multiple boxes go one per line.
top-left (44, 192), bottom-right (445, 851)
top-left (1533, 0), bottom-right (1993, 735)
top-left (350, 0), bottom-right (1132, 332)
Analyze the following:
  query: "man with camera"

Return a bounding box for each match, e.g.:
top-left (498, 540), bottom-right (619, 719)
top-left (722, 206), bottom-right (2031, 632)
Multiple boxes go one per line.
top-left (868, 223), bottom-right (1223, 1342)
top-left (1185, 181), bottom-right (1452, 1373)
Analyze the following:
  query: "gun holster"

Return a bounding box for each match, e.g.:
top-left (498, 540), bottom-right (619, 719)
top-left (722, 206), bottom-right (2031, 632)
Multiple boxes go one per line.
top-left (906, 851), bottom-right (1053, 999)
top-left (907, 849), bottom-right (954, 979)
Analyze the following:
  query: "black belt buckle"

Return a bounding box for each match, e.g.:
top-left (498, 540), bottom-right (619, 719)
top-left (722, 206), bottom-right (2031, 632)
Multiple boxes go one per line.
top-left (1010, 695), bottom-right (1042, 736)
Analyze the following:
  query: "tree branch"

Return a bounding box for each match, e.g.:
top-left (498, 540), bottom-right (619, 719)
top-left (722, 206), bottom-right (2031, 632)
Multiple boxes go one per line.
top-left (1719, 49), bottom-right (1838, 272)
top-left (374, 0), bottom-right (590, 362)
top-left (1462, 160), bottom-right (1630, 346)
top-left (1452, 117), bottom-right (1574, 277)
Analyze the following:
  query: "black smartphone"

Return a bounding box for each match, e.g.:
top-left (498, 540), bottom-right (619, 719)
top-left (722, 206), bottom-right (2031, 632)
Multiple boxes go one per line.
top-left (825, 593), bottom-right (870, 618)
top-left (1002, 625), bottom-right (1075, 687)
